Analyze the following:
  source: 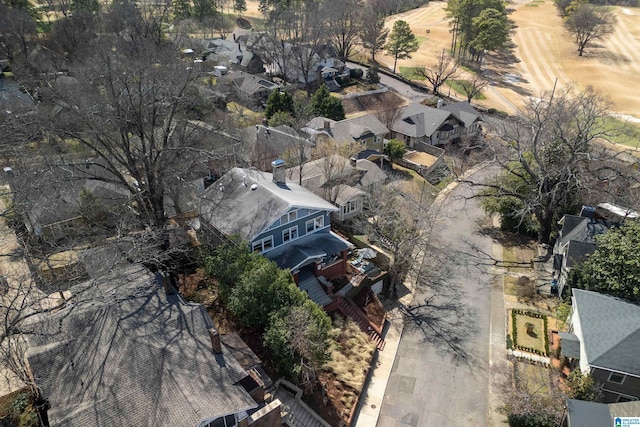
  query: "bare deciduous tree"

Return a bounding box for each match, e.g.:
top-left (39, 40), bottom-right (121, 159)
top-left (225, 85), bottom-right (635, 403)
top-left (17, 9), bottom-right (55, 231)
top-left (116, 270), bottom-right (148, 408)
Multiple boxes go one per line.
top-left (419, 49), bottom-right (460, 95)
top-left (458, 77), bottom-right (488, 102)
top-left (466, 86), bottom-right (628, 245)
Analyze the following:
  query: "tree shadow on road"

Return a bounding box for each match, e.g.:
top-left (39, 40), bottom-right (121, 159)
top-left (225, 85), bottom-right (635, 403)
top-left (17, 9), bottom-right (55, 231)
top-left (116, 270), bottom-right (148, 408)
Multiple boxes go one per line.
top-left (398, 248), bottom-right (485, 370)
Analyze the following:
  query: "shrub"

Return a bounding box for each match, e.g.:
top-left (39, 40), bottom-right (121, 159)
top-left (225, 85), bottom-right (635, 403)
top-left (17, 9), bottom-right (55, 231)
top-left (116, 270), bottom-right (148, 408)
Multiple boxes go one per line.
top-left (349, 68), bottom-right (364, 79)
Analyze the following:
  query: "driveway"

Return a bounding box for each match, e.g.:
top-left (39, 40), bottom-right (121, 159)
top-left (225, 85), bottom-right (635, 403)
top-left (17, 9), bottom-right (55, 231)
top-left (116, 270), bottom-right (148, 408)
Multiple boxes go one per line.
top-left (377, 165), bottom-right (501, 426)
top-left (346, 62), bottom-right (430, 103)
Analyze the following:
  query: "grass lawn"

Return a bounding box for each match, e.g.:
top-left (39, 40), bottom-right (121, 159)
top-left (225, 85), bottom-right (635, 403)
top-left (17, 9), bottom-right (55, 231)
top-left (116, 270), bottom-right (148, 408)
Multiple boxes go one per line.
top-left (599, 117), bottom-right (640, 149)
top-left (513, 311), bottom-right (547, 354)
top-left (227, 101), bottom-right (263, 127)
top-left (445, 80), bottom-right (487, 100)
top-left (515, 361), bottom-right (552, 395)
top-left (504, 275), bottom-right (519, 296)
top-left (389, 164), bottom-right (438, 207)
top-left (399, 66), bottom-right (426, 81)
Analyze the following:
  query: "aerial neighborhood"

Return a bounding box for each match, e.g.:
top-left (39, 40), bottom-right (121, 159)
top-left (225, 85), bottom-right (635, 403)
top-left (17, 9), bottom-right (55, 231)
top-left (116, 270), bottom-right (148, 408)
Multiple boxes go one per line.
top-left (1, 0), bottom-right (640, 425)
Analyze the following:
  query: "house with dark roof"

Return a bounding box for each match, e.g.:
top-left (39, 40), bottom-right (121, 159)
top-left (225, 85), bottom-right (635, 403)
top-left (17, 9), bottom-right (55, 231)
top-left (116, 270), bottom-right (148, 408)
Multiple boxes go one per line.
top-left (552, 213), bottom-right (610, 297)
top-left (564, 399), bottom-right (640, 427)
top-left (25, 264), bottom-right (276, 427)
top-left (552, 203), bottom-right (638, 297)
top-left (390, 101), bottom-right (482, 151)
top-left (287, 154), bottom-right (387, 221)
top-left (196, 161), bottom-right (353, 304)
top-left (303, 114), bottom-right (389, 152)
top-left (560, 289), bottom-right (640, 403)
top-left (8, 162), bottom-right (131, 242)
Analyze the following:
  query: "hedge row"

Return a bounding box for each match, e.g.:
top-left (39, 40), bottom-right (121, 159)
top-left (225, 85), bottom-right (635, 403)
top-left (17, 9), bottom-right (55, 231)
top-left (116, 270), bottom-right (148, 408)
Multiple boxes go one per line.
top-left (511, 309), bottom-right (550, 357)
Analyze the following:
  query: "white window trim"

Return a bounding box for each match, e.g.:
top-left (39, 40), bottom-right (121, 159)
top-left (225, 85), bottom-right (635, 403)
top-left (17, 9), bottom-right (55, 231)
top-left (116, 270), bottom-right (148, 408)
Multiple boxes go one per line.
top-left (306, 215), bottom-right (324, 233)
top-left (282, 226), bottom-right (298, 243)
top-left (608, 371), bottom-right (627, 384)
top-left (342, 199), bottom-right (360, 215)
top-left (252, 236), bottom-right (274, 253)
top-left (280, 210), bottom-right (298, 225)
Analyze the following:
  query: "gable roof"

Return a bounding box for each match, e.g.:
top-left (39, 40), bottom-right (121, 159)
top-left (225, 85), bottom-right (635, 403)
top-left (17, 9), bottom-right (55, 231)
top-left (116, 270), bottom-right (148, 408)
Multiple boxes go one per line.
top-left (287, 155), bottom-right (386, 197)
top-left (198, 167), bottom-right (338, 241)
top-left (333, 115), bottom-right (389, 140)
top-left (227, 72), bottom-right (279, 95)
top-left (25, 264), bottom-right (256, 427)
top-left (392, 102), bottom-right (452, 138)
top-left (440, 101), bottom-right (482, 127)
top-left (304, 114), bottom-right (388, 145)
top-left (558, 215), bottom-right (610, 247)
top-left (572, 289), bottom-right (640, 376)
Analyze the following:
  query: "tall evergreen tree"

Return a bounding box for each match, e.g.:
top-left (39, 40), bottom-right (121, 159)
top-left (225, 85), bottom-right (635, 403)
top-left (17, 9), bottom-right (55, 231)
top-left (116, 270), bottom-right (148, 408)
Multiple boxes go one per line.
top-left (384, 20), bottom-right (419, 73)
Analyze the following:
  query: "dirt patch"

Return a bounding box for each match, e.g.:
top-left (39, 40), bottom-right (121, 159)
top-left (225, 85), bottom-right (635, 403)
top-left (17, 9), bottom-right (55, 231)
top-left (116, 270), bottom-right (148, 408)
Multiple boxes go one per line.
top-left (343, 91), bottom-right (408, 117)
top-left (405, 151), bottom-right (439, 167)
top-left (353, 289), bottom-right (386, 331)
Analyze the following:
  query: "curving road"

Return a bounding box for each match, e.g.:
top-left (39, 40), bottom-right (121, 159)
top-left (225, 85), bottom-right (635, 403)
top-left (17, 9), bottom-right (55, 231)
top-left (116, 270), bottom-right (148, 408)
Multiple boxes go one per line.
top-left (377, 165), bottom-right (502, 427)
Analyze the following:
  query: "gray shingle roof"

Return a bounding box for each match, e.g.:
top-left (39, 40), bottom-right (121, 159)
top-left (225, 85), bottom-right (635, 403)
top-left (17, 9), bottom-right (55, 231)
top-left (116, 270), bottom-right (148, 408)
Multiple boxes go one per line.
top-left (26, 264), bottom-right (256, 427)
top-left (567, 399), bottom-right (640, 427)
top-left (573, 289), bottom-right (640, 375)
top-left (558, 215), bottom-right (609, 246)
top-left (304, 114), bottom-right (388, 145)
top-left (440, 101), bottom-right (482, 127)
top-left (565, 240), bottom-right (597, 268)
top-left (391, 102), bottom-right (452, 138)
top-left (198, 167), bottom-right (338, 241)
top-left (558, 332), bottom-right (581, 359)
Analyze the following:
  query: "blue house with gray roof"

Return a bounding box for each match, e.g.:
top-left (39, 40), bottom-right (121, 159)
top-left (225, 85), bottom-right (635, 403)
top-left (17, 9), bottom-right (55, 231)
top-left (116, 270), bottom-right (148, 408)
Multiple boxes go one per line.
top-left (560, 289), bottom-right (640, 403)
top-left (197, 161), bottom-right (353, 306)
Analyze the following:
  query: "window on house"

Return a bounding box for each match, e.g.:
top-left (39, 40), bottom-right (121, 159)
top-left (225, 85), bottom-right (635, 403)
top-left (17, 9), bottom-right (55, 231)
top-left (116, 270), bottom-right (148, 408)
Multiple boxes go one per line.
top-left (252, 236), bottom-right (274, 253)
top-left (283, 226), bottom-right (298, 242)
top-left (608, 372), bottom-right (626, 384)
top-left (280, 210), bottom-right (297, 225)
top-left (306, 216), bottom-right (324, 233)
top-left (343, 200), bottom-right (359, 215)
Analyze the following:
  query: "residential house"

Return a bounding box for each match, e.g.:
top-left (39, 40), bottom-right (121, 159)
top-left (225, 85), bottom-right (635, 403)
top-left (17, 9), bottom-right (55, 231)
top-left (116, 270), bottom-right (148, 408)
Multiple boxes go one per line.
top-left (8, 162), bottom-right (130, 242)
top-left (440, 101), bottom-right (483, 140)
top-left (25, 263), bottom-right (280, 427)
top-left (287, 154), bottom-right (387, 221)
top-left (390, 101), bottom-right (482, 150)
top-left (553, 203), bottom-right (638, 297)
top-left (223, 71), bottom-right (280, 107)
top-left (243, 124), bottom-right (314, 172)
top-left (560, 289), bottom-right (640, 403)
top-left (552, 213), bottom-right (610, 297)
top-left (303, 114), bottom-right (389, 152)
top-left (197, 160), bottom-right (353, 300)
top-left (313, 57), bottom-right (349, 91)
top-left (564, 399), bottom-right (640, 427)
top-left (203, 38), bottom-right (256, 70)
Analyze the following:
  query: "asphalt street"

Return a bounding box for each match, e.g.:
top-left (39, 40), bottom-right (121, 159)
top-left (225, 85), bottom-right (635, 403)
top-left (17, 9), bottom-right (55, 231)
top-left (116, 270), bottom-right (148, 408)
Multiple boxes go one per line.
top-left (377, 166), bottom-right (500, 427)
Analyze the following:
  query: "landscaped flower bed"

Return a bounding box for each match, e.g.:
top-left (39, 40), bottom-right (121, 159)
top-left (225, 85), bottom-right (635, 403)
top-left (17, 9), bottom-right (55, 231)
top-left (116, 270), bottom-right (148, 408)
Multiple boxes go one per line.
top-left (511, 309), bottom-right (550, 356)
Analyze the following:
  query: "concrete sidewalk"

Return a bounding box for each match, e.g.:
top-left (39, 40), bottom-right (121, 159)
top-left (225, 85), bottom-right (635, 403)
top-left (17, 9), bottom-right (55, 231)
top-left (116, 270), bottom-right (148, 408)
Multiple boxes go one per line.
top-left (352, 292), bottom-right (412, 426)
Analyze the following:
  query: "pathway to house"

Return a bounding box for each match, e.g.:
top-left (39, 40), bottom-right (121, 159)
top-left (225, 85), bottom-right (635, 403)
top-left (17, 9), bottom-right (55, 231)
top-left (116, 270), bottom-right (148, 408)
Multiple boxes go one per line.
top-left (354, 164), bottom-right (509, 426)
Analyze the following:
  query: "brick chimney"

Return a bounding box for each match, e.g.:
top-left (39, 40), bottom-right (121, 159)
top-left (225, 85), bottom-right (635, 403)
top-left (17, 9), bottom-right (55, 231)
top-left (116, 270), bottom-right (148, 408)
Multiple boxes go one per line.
top-left (323, 120), bottom-right (331, 130)
top-left (271, 159), bottom-right (286, 185)
top-left (208, 327), bottom-right (222, 354)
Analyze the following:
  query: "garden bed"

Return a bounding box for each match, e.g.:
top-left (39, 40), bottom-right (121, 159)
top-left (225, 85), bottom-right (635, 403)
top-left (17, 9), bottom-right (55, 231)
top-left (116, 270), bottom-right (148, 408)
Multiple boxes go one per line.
top-left (511, 309), bottom-right (549, 356)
